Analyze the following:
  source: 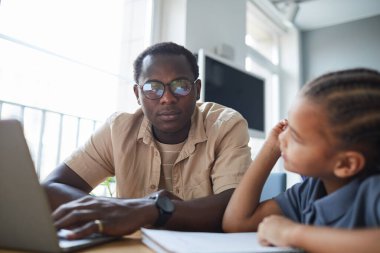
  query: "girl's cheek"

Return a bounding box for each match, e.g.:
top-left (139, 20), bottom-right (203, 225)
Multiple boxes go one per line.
top-left (279, 130), bottom-right (288, 150)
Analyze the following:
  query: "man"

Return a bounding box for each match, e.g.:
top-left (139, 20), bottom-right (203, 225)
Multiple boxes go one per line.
top-left (43, 42), bottom-right (252, 239)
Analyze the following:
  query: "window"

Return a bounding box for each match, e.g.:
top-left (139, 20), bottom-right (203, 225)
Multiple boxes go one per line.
top-left (245, 0), bottom-right (281, 171)
top-left (0, 0), bottom-right (153, 186)
top-left (246, 0), bottom-right (303, 184)
top-left (246, 1), bottom-right (279, 65)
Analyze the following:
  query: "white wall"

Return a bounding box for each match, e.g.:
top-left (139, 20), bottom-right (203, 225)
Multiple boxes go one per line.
top-left (302, 14), bottom-right (380, 83)
top-left (185, 0), bottom-right (247, 68)
top-left (155, 0), bottom-right (247, 67)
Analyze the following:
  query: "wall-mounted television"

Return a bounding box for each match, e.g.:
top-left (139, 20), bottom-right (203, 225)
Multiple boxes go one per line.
top-left (197, 49), bottom-right (265, 138)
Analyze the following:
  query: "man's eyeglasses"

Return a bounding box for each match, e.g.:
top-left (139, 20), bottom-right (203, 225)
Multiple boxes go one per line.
top-left (138, 79), bottom-right (197, 100)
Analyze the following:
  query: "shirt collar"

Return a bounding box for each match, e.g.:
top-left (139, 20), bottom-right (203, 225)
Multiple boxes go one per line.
top-left (136, 109), bottom-right (153, 145)
top-left (177, 104), bottom-right (207, 162)
top-left (312, 178), bottom-right (361, 225)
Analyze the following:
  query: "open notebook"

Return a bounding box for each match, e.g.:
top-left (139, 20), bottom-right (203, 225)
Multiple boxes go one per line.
top-left (142, 228), bottom-right (303, 253)
top-left (0, 120), bottom-right (117, 252)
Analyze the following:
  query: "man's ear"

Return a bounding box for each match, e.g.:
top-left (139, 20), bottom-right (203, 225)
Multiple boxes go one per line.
top-left (334, 151), bottom-right (366, 178)
top-left (133, 85), bottom-right (141, 105)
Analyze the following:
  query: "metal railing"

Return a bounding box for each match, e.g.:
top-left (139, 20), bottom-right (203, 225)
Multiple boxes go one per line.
top-left (0, 100), bottom-right (102, 179)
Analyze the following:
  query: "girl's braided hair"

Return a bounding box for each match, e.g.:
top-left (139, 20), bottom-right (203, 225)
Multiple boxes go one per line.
top-left (301, 68), bottom-right (380, 173)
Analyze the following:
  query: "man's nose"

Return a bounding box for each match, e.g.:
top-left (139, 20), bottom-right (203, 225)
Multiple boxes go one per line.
top-left (160, 86), bottom-right (178, 104)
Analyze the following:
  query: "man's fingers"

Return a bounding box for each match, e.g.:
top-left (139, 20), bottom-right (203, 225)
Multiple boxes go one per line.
top-left (54, 209), bottom-right (98, 229)
top-left (52, 196), bottom-right (95, 220)
top-left (65, 221), bottom-right (99, 240)
top-left (52, 202), bottom-right (75, 221)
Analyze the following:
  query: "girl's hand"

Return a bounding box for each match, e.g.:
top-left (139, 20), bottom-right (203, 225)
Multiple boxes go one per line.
top-left (268, 119), bottom-right (288, 143)
top-left (265, 119), bottom-right (288, 157)
top-left (257, 215), bottom-right (299, 247)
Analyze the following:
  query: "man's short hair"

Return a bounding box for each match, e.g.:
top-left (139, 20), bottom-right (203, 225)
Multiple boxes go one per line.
top-left (133, 42), bottom-right (199, 83)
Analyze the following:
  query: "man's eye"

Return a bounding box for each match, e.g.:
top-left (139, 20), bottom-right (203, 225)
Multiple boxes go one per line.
top-left (144, 82), bottom-right (162, 91)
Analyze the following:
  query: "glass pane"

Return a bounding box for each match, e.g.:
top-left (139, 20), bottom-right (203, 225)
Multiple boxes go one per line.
top-left (0, 0), bottom-right (152, 180)
top-left (23, 108), bottom-right (43, 165)
top-left (0, 0), bottom-right (153, 121)
top-left (0, 39), bottom-right (118, 121)
top-left (0, 103), bottom-right (22, 120)
top-left (77, 119), bottom-right (96, 148)
top-left (59, 115), bottom-right (79, 164)
top-left (0, 0), bottom-right (125, 73)
top-left (39, 112), bottom-right (60, 180)
top-left (246, 1), bottom-right (279, 64)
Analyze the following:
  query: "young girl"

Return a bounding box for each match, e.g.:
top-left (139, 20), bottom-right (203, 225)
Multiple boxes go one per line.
top-left (223, 68), bottom-right (380, 253)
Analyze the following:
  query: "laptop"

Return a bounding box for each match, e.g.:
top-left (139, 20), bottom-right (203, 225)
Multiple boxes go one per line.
top-left (0, 120), bottom-right (117, 252)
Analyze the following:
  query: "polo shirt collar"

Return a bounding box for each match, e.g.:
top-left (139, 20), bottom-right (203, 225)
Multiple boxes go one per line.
top-left (177, 105), bottom-right (207, 162)
top-left (137, 114), bottom-right (153, 145)
top-left (311, 178), bottom-right (360, 225)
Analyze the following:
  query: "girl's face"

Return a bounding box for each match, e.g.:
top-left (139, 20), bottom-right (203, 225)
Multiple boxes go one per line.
top-left (279, 96), bottom-right (341, 179)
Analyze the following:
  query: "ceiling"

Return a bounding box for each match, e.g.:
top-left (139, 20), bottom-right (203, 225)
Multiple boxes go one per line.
top-left (269, 0), bottom-right (380, 31)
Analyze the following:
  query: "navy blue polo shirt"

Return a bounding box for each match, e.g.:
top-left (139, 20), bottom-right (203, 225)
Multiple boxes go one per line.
top-left (274, 174), bottom-right (380, 228)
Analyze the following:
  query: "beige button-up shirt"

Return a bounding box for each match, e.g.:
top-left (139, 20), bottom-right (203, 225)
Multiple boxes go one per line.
top-left (65, 102), bottom-right (252, 200)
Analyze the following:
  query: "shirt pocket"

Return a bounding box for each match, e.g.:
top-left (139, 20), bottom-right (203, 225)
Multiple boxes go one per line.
top-left (183, 178), bottom-right (213, 200)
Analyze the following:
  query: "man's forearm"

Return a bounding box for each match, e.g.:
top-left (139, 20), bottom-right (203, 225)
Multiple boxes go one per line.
top-left (42, 182), bottom-right (88, 211)
top-left (164, 189), bottom-right (234, 232)
top-left (41, 164), bottom-right (93, 211)
top-left (51, 189), bottom-right (234, 238)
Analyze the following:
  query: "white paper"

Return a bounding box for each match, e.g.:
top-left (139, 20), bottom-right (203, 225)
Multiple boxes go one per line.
top-left (141, 228), bottom-right (303, 253)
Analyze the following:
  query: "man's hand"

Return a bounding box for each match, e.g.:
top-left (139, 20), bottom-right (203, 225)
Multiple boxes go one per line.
top-left (257, 215), bottom-right (299, 247)
top-left (53, 189), bottom-right (234, 238)
top-left (53, 195), bottom-right (158, 239)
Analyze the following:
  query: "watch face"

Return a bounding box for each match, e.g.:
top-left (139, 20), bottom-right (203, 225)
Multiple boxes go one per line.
top-left (156, 196), bottom-right (175, 213)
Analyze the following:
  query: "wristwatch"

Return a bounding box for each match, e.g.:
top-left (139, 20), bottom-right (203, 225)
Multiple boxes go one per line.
top-left (150, 194), bottom-right (175, 227)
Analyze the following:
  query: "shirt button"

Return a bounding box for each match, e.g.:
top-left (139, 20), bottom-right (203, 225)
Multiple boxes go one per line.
top-left (175, 188), bottom-right (180, 194)
top-left (155, 151), bottom-right (159, 156)
top-left (150, 184), bottom-right (156, 190)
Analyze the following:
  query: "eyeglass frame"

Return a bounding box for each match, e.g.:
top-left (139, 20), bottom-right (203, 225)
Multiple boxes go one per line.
top-left (137, 78), bottom-right (199, 100)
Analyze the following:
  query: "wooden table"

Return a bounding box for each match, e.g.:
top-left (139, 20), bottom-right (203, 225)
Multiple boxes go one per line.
top-left (0, 232), bottom-right (153, 253)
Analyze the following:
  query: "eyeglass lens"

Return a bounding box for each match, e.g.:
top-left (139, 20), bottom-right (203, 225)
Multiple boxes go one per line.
top-left (142, 79), bottom-right (193, 99)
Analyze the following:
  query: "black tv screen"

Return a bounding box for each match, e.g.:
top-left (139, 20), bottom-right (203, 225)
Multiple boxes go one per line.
top-left (198, 50), bottom-right (265, 137)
